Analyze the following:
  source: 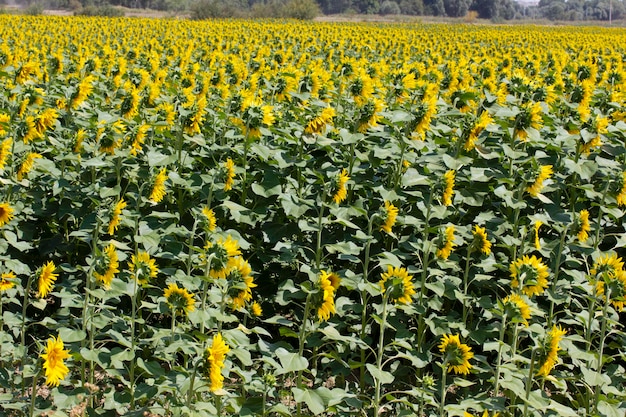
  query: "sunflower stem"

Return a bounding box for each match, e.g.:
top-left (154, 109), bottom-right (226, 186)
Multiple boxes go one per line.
top-left (593, 182), bottom-right (609, 251)
top-left (20, 270), bottom-right (35, 397)
top-left (373, 292), bottom-right (389, 417)
top-left (511, 183), bottom-right (526, 261)
top-left (28, 369), bottom-right (40, 417)
top-left (462, 247), bottom-right (473, 325)
top-left (593, 292), bottom-right (610, 415)
top-left (315, 202), bottom-right (325, 270)
top-left (493, 313), bottom-right (507, 398)
top-left (522, 348), bottom-right (537, 417)
top-left (129, 272), bottom-right (138, 409)
top-left (359, 213), bottom-right (376, 390)
top-left (296, 292), bottom-right (312, 417)
top-left (439, 361), bottom-right (448, 417)
top-left (547, 226), bottom-right (568, 327)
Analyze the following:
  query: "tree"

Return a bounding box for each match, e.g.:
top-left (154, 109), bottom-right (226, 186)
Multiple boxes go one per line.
top-left (399, 0), bottom-right (423, 14)
top-left (423, 0), bottom-right (445, 15)
top-left (443, 0), bottom-right (471, 16)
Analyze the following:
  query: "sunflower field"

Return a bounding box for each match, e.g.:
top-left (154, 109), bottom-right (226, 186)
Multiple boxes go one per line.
top-left (0, 14), bottom-right (625, 417)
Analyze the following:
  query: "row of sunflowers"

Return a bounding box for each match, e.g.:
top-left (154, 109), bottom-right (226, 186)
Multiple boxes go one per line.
top-left (0, 14), bottom-right (625, 416)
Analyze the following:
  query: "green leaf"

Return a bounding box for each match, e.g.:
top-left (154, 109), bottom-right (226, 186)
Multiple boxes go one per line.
top-left (58, 328), bottom-right (86, 343)
top-left (366, 363), bottom-right (394, 384)
top-left (275, 347), bottom-right (308, 374)
top-left (292, 387), bottom-right (326, 415)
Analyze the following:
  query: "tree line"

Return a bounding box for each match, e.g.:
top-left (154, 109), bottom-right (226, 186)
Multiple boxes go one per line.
top-left (6, 0), bottom-right (626, 21)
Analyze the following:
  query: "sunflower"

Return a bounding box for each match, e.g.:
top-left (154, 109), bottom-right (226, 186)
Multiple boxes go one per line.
top-left (204, 235), bottom-right (241, 279)
top-left (0, 202), bottom-right (14, 227)
top-left (0, 271), bottom-right (16, 292)
top-left (617, 172), bottom-right (626, 207)
top-left (380, 200), bottom-right (398, 234)
top-left (149, 168), bottom-right (168, 203)
top-left (577, 209), bottom-right (590, 242)
top-left (501, 293), bottom-right (532, 326)
top-left (439, 334), bottom-right (474, 375)
top-left (108, 198), bottom-right (127, 235)
top-left (129, 123), bottom-right (149, 156)
top-left (202, 206), bottom-right (217, 232)
top-left (40, 335), bottom-right (71, 387)
top-left (471, 225), bottom-right (491, 256)
top-left (128, 251), bottom-right (159, 285)
top-left (510, 255), bottom-right (550, 297)
top-left (442, 170), bottom-right (455, 206)
top-left (526, 165), bottom-right (553, 197)
top-left (464, 111), bottom-right (492, 151)
top-left (436, 225), bottom-right (456, 260)
top-left (17, 152), bottom-right (43, 181)
top-left (164, 282), bottom-right (195, 316)
top-left (379, 265), bottom-right (415, 305)
top-left (38, 261), bottom-right (58, 298)
top-left (533, 221), bottom-right (542, 250)
top-left (591, 253), bottom-right (626, 311)
top-left (317, 270), bottom-right (339, 321)
top-left (93, 244), bottom-right (119, 289)
top-left (206, 333), bottom-right (230, 392)
top-left (0, 137), bottom-right (12, 170)
top-left (536, 325), bottom-right (566, 377)
top-left (356, 98), bottom-right (384, 132)
top-left (224, 158), bottom-right (236, 192)
top-left (332, 169), bottom-right (350, 204)
top-left (251, 300), bottom-right (263, 317)
top-left (305, 106), bottom-right (336, 135)
top-left (226, 256), bottom-right (255, 310)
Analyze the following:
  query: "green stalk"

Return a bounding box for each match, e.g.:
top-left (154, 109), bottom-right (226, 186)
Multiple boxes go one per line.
top-left (593, 182), bottom-right (610, 252)
top-left (593, 292), bottom-right (610, 415)
top-left (359, 214), bottom-right (376, 390)
top-left (199, 255), bottom-right (213, 335)
top-left (296, 293), bottom-right (312, 417)
top-left (28, 369), bottom-right (41, 417)
top-left (20, 271), bottom-right (34, 396)
top-left (511, 183), bottom-right (526, 261)
top-left (462, 247), bottom-right (473, 324)
top-left (170, 313), bottom-right (176, 344)
top-left (547, 226), bottom-right (568, 327)
top-left (392, 134), bottom-right (407, 190)
top-left (186, 219), bottom-right (199, 276)
top-left (419, 191), bottom-right (434, 300)
top-left (129, 273), bottom-right (138, 409)
top-left (439, 361), bottom-right (448, 417)
top-left (417, 192), bottom-right (433, 350)
top-left (373, 293), bottom-right (389, 417)
top-left (493, 314), bottom-right (507, 397)
top-left (315, 202), bottom-right (325, 270)
top-left (241, 128), bottom-right (251, 204)
top-left (522, 349), bottom-right (537, 417)
top-left (82, 220), bottom-right (101, 388)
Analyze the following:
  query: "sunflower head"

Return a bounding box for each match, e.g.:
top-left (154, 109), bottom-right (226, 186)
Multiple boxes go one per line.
top-left (501, 293), bottom-right (532, 326)
top-left (471, 225), bottom-right (491, 256)
top-left (438, 334), bottom-right (474, 375)
top-left (129, 251), bottom-right (159, 285)
top-left (0, 202), bottom-right (14, 227)
top-left (164, 283), bottom-right (195, 316)
top-left (0, 271), bottom-right (16, 292)
top-left (510, 255), bottom-right (550, 297)
top-left (315, 270), bottom-right (339, 321)
top-left (205, 236), bottom-right (242, 279)
top-left (379, 266), bottom-right (415, 305)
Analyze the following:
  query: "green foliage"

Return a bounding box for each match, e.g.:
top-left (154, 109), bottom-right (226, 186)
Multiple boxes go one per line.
top-left (379, 0), bottom-right (401, 14)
